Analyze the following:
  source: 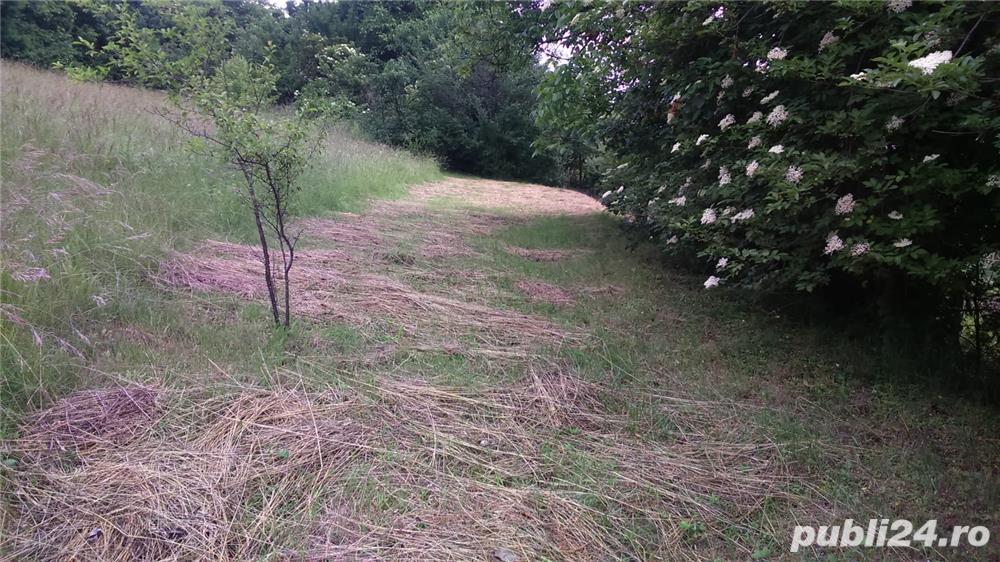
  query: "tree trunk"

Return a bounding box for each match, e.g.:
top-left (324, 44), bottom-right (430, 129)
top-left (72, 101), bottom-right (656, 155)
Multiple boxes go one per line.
top-left (247, 184), bottom-right (281, 325)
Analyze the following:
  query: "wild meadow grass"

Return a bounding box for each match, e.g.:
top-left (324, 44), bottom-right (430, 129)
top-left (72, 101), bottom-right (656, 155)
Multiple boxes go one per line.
top-left (0, 62), bottom-right (440, 435)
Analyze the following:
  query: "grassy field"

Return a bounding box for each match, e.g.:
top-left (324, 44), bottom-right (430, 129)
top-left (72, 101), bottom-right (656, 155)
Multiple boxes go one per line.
top-left (2, 64), bottom-right (999, 561)
top-left (0, 62), bottom-right (441, 435)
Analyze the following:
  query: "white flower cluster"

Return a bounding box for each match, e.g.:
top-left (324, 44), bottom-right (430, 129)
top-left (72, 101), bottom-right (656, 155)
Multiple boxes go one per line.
top-left (701, 208), bottom-right (717, 225)
top-left (785, 165), bottom-right (803, 184)
top-left (767, 47), bottom-right (788, 61)
top-left (819, 31), bottom-right (839, 52)
top-left (923, 154), bottom-right (940, 163)
top-left (721, 75), bottom-right (734, 89)
top-left (742, 86), bottom-right (755, 98)
top-left (702, 5), bottom-right (725, 25)
top-left (851, 242), bottom-right (870, 256)
top-left (704, 275), bottom-right (721, 289)
top-left (747, 111), bottom-right (763, 124)
top-left (760, 90), bottom-right (780, 104)
top-left (731, 208), bottom-right (755, 222)
top-left (888, 211), bottom-right (903, 220)
top-left (766, 105), bottom-right (788, 127)
top-left (672, 142), bottom-right (682, 153)
top-left (835, 193), bottom-right (855, 215)
top-left (718, 166), bottom-right (731, 186)
top-left (886, 0), bottom-right (912, 13)
top-left (894, 238), bottom-right (913, 248)
top-left (746, 160), bottom-right (759, 177)
top-left (824, 232), bottom-right (844, 255)
top-left (748, 136), bottom-right (762, 149)
top-left (716, 257), bottom-right (729, 270)
top-left (768, 144), bottom-right (784, 154)
top-left (987, 175), bottom-right (1000, 189)
top-left (669, 195), bottom-right (687, 207)
top-left (885, 115), bottom-right (904, 132)
top-left (908, 50), bottom-right (952, 75)
top-left (696, 134), bottom-right (710, 146)
top-left (719, 114), bottom-right (736, 131)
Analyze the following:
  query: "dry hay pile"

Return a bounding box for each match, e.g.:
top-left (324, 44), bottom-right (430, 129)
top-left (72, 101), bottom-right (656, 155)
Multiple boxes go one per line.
top-left (516, 280), bottom-right (576, 306)
top-left (156, 241), bottom-right (577, 356)
top-left (17, 385), bottom-right (160, 456)
top-left (3, 370), bottom-right (789, 561)
top-left (409, 179), bottom-right (603, 217)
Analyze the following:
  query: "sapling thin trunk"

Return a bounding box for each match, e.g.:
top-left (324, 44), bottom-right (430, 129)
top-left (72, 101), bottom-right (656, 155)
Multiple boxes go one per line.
top-left (247, 180), bottom-right (281, 325)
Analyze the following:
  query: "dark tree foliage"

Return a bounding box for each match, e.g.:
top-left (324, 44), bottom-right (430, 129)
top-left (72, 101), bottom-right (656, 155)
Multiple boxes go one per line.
top-left (1, 0), bottom-right (556, 183)
top-left (0, 0), bottom-right (109, 66)
top-left (272, 1), bottom-right (554, 180)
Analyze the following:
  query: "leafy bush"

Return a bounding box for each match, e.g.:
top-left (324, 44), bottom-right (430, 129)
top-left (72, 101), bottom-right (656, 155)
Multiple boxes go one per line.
top-left (540, 1), bottom-right (1000, 363)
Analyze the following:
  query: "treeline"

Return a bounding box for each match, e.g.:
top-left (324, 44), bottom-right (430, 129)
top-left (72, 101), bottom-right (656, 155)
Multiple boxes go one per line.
top-left (538, 1), bottom-right (1000, 388)
top-left (0, 0), bottom-right (560, 182)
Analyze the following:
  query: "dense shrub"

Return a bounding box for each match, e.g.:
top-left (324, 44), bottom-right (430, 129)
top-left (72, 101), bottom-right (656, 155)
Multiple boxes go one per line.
top-left (539, 1), bottom-right (1000, 366)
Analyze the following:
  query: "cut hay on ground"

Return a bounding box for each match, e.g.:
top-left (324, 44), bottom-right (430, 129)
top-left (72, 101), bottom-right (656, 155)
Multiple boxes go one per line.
top-left (299, 198), bottom-right (519, 262)
top-left (581, 284), bottom-right (625, 297)
top-left (19, 385), bottom-right (160, 458)
top-left (156, 240), bottom-right (579, 356)
top-left (300, 213), bottom-right (479, 260)
top-left (3, 370), bottom-right (789, 561)
top-left (517, 279), bottom-right (576, 306)
top-left (409, 178), bottom-right (604, 217)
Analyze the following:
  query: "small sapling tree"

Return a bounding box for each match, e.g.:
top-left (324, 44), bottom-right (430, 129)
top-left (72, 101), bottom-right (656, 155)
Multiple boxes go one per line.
top-left (171, 52), bottom-right (325, 327)
top-left (91, 3), bottom-right (326, 326)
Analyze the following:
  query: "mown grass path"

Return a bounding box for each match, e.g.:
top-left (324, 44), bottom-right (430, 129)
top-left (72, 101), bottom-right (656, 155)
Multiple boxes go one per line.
top-left (5, 176), bottom-right (999, 561)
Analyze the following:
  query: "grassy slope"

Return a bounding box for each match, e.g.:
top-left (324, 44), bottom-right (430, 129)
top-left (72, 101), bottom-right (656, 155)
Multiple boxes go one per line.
top-left (0, 62), bottom-right (441, 434)
top-left (2, 64), bottom-right (998, 561)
